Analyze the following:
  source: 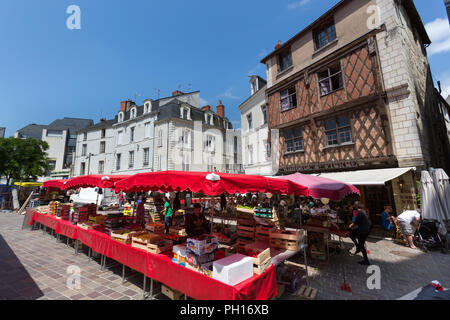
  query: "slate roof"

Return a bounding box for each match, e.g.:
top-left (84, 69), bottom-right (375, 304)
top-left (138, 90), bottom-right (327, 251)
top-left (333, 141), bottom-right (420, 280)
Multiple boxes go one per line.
top-left (16, 124), bottom-right (47, 140)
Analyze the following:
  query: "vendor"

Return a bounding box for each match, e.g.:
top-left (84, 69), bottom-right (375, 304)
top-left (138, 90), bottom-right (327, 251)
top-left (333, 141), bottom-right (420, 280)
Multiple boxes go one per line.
top-left (186, 203), bottom-right (210, 237)
top-left (162, 195), bottom-right (173, 234)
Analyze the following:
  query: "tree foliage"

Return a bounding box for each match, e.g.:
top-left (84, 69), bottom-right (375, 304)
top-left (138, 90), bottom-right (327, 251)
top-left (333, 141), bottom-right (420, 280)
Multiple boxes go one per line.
top-left (0, 137), bottom-right (50, 185)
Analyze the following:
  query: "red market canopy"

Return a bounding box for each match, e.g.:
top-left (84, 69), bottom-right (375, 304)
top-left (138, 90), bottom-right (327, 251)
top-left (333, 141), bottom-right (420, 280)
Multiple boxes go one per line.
top-left (114, 171), bottom-right (309, 196)
top-left (64, 175), bottom-right (131, 190)
top-left (274, 172), bottom-right (360, 201)
top-left (42, 179), bottom-right (68, 190)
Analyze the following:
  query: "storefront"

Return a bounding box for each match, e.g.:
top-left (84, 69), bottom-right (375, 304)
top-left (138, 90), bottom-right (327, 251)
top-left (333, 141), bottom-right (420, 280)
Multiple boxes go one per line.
top-left (313, 167), bottom-right (417, 225)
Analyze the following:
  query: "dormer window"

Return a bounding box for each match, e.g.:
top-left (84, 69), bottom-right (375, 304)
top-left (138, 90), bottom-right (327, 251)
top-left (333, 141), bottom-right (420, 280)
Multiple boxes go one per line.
top-left (313, 19), bottom-right (337, 50)
top-left (205, 114), bottom-right (212, 125)
top-left (144, 102), bottom-right (151, 113)
top-left (118, 111), bottom-right (124, 122)
top-left (181, 106), bottom-right (190, 120)
top-left (130, 107), bottom-right (137, 119)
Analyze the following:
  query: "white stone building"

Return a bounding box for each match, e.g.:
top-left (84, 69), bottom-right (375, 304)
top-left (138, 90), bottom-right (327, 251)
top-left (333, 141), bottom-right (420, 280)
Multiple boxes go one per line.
top-left (238, 76), bottom-right (273, 176)
top-left (74, 91), bottom-right (243, 177)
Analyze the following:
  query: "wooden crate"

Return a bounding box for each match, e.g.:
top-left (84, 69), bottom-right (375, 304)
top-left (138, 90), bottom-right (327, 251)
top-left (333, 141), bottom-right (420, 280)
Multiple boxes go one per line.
top-left (145, 223), bottom-right (165, 234)
top-left (111, 230), bottom-right (146, 244)
top-left (254, 256), bottom-right (272, 275)
top-left (255, 225), bottom-right (273, 242)
top-left (77, 223), bottom-right (94, 230)
top-left (161, 284), bottom-right (184, 300)
top-left (237, 217), bottom-right (256, 227)
top-left (236, 207), bottom-right (255, 215)
top-left (131, 233), bottom-right (164, 249)
top-left (147, 239), bottom-right (173, 254)
top-left (169, 226), bottom-right (187, 236)
top-left (269, 229), bottom-right (304, 251)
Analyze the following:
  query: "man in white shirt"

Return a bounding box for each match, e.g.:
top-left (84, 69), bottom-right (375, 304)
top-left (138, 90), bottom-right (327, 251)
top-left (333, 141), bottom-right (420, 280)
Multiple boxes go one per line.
top-left (397, 209), bottom-right (421, 249)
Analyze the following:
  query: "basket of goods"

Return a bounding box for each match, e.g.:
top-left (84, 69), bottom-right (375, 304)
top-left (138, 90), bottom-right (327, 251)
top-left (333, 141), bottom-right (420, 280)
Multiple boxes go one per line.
top-left (236, 205), bottom-right (255, 215)
top-left (168, 226), bottom-right (187, 236)
top-left (254, 207), bottom-right (273, 219)
top-left (77, 221), bottom-right (102, 230)
top-left (145, 222), bottom-right (165, 234)
top-left (111, 229), bottom-right (147, 244)
top-left (269, 229), bottom-right (305, 251)
top-left (132, 232), bottom-right (172, 254)
top-left (164, 233), bottom-right (186, 244)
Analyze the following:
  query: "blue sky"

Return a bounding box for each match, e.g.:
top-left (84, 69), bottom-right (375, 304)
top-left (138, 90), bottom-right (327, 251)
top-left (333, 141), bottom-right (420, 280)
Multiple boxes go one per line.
top-left (0, 0), bottom-right (449, 137)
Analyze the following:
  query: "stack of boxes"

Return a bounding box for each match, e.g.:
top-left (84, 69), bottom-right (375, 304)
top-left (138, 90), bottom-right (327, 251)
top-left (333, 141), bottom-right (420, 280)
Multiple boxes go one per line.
top-left (49, 201), bottom-right (60, 216)
top-left (57, 204), bottom-right (71, 220)
top-left (184, 235), bottom-right (218, 276)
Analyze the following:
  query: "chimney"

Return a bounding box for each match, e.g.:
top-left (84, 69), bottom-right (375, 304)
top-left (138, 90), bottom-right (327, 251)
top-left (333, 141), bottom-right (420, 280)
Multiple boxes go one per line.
top-left (274, 40), bottom-right (282, 50)
top-left (172, 90), bottom-right (185, 97)
top-left (120, 101), bottom-right (127, 111)
top-left (201, 105), bottom-right (212, 112)
top-left (216, 100), bottom-right (225, 118)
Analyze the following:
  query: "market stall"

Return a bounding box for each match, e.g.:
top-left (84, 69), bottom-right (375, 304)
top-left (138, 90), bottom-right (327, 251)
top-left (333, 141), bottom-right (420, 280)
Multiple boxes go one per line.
top-left (28, 171), bottom-right (310, 300)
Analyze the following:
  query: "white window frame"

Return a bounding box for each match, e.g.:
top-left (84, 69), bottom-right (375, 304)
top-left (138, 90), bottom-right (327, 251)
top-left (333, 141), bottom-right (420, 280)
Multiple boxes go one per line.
top-left (98, 161), bottom-right (104, 174)
top-left (129, 151), bottom-right (134, 168)
top-left (143, 148), bottom-right (150, 166)
top-left (157, 129), bottom-right (163, 147)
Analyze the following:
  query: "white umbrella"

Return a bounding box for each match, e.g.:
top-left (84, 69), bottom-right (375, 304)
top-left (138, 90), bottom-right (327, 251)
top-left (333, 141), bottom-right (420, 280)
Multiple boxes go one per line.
top-left (430, 168), bottom-right (450, 224)
top-left (420, 171), bottom-right (447, 236)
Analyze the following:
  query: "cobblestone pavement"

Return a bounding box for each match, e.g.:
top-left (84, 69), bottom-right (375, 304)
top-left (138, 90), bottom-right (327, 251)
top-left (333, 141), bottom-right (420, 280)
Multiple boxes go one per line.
top-left (1, 211), bottom-right (449, 300)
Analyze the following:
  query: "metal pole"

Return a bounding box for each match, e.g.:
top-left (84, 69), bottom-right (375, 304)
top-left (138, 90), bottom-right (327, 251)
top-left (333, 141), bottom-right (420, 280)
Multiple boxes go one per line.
top-left (122, 265), bottom-right (126, 284)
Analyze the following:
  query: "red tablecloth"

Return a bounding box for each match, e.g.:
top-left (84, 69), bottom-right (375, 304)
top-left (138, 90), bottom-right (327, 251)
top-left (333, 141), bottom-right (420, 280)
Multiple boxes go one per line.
top-left (29, 211), bottom-right (59, 230)
top-left (146, 252), bottom-right (278, 300)
top-left (55, 219), bottom-right (78, 239)
top-left (77, 228), bottom-right (111, 256)
top-left (28, 211), bottom-right (278, 300)
top-left (108, 240), bottom-right (148, 275)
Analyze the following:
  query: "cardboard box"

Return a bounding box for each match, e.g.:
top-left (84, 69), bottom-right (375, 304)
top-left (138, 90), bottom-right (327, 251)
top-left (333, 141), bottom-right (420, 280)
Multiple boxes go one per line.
top-left (212, 254), bottom-right (254, 286)
top-left (186, 235), bottom-right (218, 255)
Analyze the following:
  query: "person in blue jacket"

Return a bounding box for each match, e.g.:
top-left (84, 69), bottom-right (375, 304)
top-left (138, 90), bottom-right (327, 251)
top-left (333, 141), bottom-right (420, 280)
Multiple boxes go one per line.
top-left (381, 206), bottom-right (394, 231)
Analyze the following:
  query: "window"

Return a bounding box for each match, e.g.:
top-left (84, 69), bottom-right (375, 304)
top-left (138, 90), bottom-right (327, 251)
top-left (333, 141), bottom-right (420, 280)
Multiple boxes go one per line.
top-left (280, 87), bottom-right (297, 111)
top-left (130, 127), bottom-right (135, 142)
top-left (100, 141), bottom-right (105, 154)
top-left (261, 105), bottom-right (268, 124)
top-left (314, 21), bottom-right (337, 50)
top-left (247, 113), bottom-right (253, 130)
top-left (157, 130), bottom-right (163, 147)
top-left (180, 129), bottom-right (191, 148)
top-left (98, 161), bottom-right (104, 174)
top-left (204, 135), bottom-right (215, 152)
top-left (129, 151), bottom-right (134, 168)
top-left (118, 112), bottom-right (124, 122)
top-left (182, 108), bottom-right (189, 120)
top-left (117, 130), bottom-right (124, 145)
top-left (279, 51), bottom-right (292, 71)
top-left (143, 148), bottom-right (150, 166)
top-left (248, 145), bottom-right (254, 164)
top-left (48, 160), bottom-right (56, 170)
top-left (82, 144), bottom-right (87, 156)
top-left (206, 114), bottom-right (212, 125)
top-left (266, 141), bottom-right (271, 159)
top-left (318, 65), bottom-right (343, 96)
top-left (325, 115), bottom-right (352, 146)
top-left (157, 154), bottom-right (162, 171)
top-left (145, 102), bottom-right (150, 113)
top-left (101, 129), bottom-right (106, 138)
top-left (182, 153), bottom-right (190, 171)
top-left (80, 162), bottom-right (86, 175)
top-left (116, 154), bottom-right (121, 171)
top-left (234, 136), bottom-right (238, 164)
top-left (144, 122), bottom-right (151, 138)
top-left (285, 127), bottom-right (303, 153)
top-left (46, 130), bottom-right (63, 137)
top-left (130, 108), bottom-right (137, 119)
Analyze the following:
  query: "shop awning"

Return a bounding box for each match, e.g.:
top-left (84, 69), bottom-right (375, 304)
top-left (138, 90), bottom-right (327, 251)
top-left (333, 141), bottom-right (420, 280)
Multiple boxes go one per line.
top-left (114, 171), bottom-right (309, 196)
top-left (14, 182), bottom-right (43, 188)
top-left (42, 179), bottom-right (67, 190)
top-left (64, 175), bottom-right (131, 190)
top-left (312, 167), bottom-right (416, 186)
top-left (272, 172), bottom-right (360, 201)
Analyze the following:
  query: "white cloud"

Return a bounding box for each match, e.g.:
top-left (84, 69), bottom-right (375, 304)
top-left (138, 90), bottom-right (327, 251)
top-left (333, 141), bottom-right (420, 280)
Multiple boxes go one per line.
top-left (219, 87), bottom-right (241, 100)
top-left (287, 0), bottom-right (310, 10)
top-left (438, 73), bottom-right (450, 98)
top-left (425, 17), bottom-right (450, 56)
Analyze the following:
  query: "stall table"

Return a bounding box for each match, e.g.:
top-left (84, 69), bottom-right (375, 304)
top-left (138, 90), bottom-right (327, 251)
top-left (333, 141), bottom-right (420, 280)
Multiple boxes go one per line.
top-left (28, 210), bottom-right (278, 300)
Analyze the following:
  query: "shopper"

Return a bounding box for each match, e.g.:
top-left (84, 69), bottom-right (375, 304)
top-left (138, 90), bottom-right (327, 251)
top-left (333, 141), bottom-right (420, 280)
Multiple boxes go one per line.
top-left (381, 206), bottom-right (394, 231)
top-left (162, 195), bottom-right (173, 234)
top-left (397, 209), bottom-right (421, 249)
top-left (349, 203), bottom-right (371, 265)
top-left (118, 191), bottom-right (124, 210)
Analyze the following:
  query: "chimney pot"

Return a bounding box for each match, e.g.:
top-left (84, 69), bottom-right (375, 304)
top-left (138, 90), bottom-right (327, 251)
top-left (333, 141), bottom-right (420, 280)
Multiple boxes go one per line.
top-left (120, 101), bottom-right (127, 111)
top-left (274, 40), bottom-right (282, 50)
top-left (216, 100), bottom-right (225, 118)
top-left (172, 90), bottom-right (185, 97)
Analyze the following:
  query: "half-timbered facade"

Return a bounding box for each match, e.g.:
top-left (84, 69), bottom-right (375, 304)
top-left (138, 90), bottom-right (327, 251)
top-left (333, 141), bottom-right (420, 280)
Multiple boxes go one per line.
top-left (261, 0), bottom-right (450, 223)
